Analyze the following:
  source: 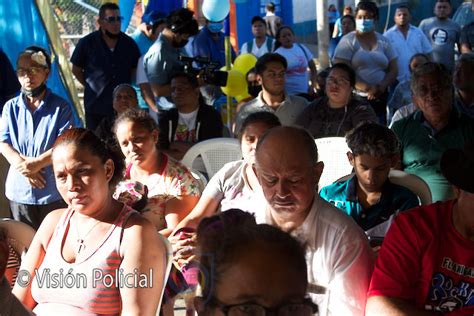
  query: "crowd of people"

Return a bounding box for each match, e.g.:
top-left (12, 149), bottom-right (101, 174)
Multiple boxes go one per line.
top-left (0, 0), bottom-right (474, 315)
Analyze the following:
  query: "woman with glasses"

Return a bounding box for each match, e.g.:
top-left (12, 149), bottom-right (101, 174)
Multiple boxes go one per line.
top-left (194, 209), bottom-right (318, 316)
top-left (0, 46), bottom-right (78, 230)
top-left (296, 63), bottom-right (377, 139)
top-left (333, 1), bottom-right (398, 125)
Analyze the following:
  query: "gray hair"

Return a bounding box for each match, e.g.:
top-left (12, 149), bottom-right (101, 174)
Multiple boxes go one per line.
top-left (345, 122), bottom-right (400, 158)
top-left (410, 62), bottom-right (452, 96)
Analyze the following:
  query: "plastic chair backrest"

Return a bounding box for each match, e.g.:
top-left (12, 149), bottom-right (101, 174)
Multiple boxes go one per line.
top-left (314, 137), bottom-right (352, 190)
top-left (181, 138), bottom-right (242, 179)
top-left (0, 218), bottom-right (36, 253)
top-left (335, 170), bottom-right (433, 205)
top-left (156, 234), bottom-right (173, 313)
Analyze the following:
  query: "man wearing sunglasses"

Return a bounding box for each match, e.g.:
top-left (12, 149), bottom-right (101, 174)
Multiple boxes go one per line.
top-left (71, 2), bottom-right (140, 130)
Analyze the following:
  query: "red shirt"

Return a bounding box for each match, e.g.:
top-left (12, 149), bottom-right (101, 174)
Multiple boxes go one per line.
top-left (368, 200), bottom-right (474, 314)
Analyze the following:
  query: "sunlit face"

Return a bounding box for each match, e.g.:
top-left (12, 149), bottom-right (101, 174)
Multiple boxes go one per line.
top-left (16, 55), bottom-right (49, 91)
top-left (252, 21), bottom-right (266, 38)
top-left (412, 74), bottom-right (452, 124)
top-left (348, 152), bottom-right (396, 194)
top-left (277, 28), bottom-right (294, 48)
top-left (115, 120), bottom-right (159, 167)
top-left (196, 244), bottom-right (308, 316)
top-left (325, 68), bottom-right (352, 106)
top-left (394, 8), bottom-right (410, 27)
top-left (434, 1), bottom-right (451, 19)
top-left (257, 61), bottom-right (286, 96)
top-left (99, 9), bottom-right (122, 35)
top-left (255, 139), bottom-right (322, 217)
top-left (171, 76), bottom-right (200, 110)
top-left (240, 121), bottom-right (273, 165)
top-left (113, 87), bottom-right (138, 114)
top-left (53, 144), bottom-right (114, 215)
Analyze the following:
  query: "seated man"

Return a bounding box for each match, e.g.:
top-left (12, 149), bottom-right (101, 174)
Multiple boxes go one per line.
top-left (391, 62), bottom-right (474, 202)
top-left (254, 126), bottom-right (374, 316)
top-left (366, 142), bottom-right (474, 315)
top-left (158, 72), bottom-right (223, 160)
top-left (320, 122), bottom-right (419, 238)
top-left (234, 53), bottom-right (308, 134)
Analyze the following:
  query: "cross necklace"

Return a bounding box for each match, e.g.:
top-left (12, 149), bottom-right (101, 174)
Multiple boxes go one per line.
top-left (74, 214), bottom-right (101, 255)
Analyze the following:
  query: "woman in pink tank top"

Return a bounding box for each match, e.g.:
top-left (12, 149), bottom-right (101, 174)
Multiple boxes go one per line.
top-left (12, 128), bottom-right (167, 315)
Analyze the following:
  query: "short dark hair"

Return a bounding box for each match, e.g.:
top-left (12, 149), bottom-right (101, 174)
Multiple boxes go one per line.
top-left (113, 109), bottom-right (159, 136)
top-left (346, 122), bottom-right (400, 158)
top-left (196, 209), bottom-right (307, 300)
top-left (251, 16), bottom-right (265, 26)
top-left (396, 4), bottom-right (410, 12)
top-left (170, 72), bottom-right (199, 88)
top-left (341, 14), bottom-right (356, 27)
top-left (356, 1), bottom-right (379, 21)
top-left (99, 2), bottom-right (120, 19)
top-left (329, 63), bottom-right (356, 87)
top-left (410, 62), bottom-right (452, 96)
top-left (52, 128), bottom-right (125, 188)
top-left (166, 8), bottom-right (199, 36)
top-left (238, 112), bottom-right (281, 141)
top-left (255, 53), bottom-right (287, 75)
top-left (436, 0), bottom-right (451, 4)
top-left (266, 2), bottom-right (276, 12)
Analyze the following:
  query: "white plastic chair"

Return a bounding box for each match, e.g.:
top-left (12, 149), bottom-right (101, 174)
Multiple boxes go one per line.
top-left (181, 138), bottom-right (242, 179)
top-left (314, 137), bottom-right (353, 190)
top-left (336, 169), bottom-right (432, 205)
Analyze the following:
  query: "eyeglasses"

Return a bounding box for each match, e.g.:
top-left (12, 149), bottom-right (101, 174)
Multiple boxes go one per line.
top-left (16, 67), bottom-right (45, 77)
top-left (326, 76), bottom-right (350, 86)
top-left (103, 16), bottom-right (124, 23)
top-left (211, 298), bottom-right (318, 316)
top-left (414, 84), bottom-right (450, 97)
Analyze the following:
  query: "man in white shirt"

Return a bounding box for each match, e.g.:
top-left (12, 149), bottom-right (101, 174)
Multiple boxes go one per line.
top-left (384, 5), bottom-right (432, 82)
top-left (254, 126), bottom-right (375, 316)
top-left (240, 16), bottom-right (275, 58)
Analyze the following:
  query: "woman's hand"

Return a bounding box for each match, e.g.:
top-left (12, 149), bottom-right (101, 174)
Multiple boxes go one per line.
top-left (169, 231), bottom-right (197, 267)
top-left (26, 172), bottom-right (46, 189)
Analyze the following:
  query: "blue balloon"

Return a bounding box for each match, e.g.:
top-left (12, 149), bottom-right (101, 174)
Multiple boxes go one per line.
top-left (202, 0), bottom-right (230, 22)
top-left (233, 0), bottom-right (247, 3)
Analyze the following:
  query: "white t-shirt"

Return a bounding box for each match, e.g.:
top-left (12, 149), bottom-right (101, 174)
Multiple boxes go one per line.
top-left (275, 44), bottom-right (313, 95)
top-left (240, 37), bottom-right (275, 58)
top-left (136, 55), bottom-right (148, 85)
top-left (202, 160), bottom-right (266, 215)
top-left (174, 109), bottom-right (198, 142)
top-left (256, 195), bottom-right (375, 316)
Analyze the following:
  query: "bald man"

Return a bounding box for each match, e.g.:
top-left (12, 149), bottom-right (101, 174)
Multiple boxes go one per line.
top-left (254, 126), bottom-right (374, 316)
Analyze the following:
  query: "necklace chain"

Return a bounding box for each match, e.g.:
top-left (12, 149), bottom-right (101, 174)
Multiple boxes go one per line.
top-left (74, 214), bottom-right (101, 255)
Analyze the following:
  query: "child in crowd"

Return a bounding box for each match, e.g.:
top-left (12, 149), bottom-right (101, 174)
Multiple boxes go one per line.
top-left (319, 122), bottom-right (419, 238)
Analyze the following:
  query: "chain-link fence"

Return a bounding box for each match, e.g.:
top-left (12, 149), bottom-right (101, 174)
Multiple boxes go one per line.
top-left (49, 0), bottom-right (140, 58)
